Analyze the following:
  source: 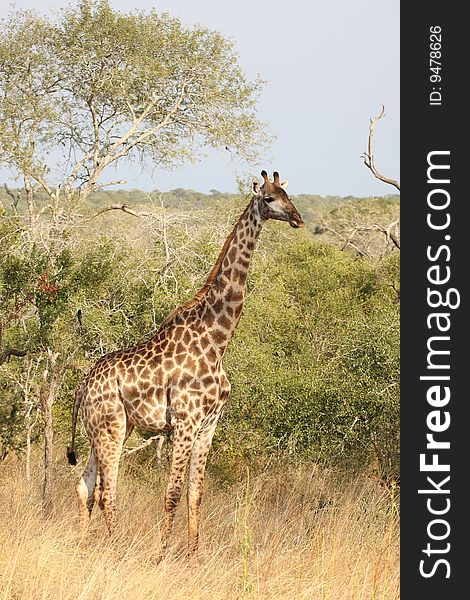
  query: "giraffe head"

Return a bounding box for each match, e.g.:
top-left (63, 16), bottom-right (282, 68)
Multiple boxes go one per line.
top-left (253, 170), bottom-right (304, 228)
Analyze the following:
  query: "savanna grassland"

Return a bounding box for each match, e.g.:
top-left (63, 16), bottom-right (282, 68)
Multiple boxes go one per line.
top-left (0, 456), bottom-right (399, 600)
top-left (1, 188), bottom-right (400, 599)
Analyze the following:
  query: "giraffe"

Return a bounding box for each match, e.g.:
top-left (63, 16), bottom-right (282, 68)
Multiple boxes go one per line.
top-left (67, 170), bottom-right (304, 555)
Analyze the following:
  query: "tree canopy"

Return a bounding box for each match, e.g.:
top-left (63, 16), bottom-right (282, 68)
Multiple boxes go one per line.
top-left (0, 0), bottom-right (266, 206)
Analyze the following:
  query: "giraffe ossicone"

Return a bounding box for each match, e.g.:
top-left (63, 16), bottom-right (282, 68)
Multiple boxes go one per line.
top-left (67, 170), bottom-right (304, 555)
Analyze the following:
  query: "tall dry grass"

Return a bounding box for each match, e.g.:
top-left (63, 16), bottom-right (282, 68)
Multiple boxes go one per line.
top-left (0, 456), bottom-right (399, 600)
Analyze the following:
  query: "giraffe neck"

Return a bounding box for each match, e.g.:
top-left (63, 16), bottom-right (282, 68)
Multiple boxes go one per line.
top-left (201, 198), bottom-right (264, 357)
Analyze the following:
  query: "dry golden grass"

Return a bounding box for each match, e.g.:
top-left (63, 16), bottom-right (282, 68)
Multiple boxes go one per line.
top-left (0, 457), bottom-right (399, 600)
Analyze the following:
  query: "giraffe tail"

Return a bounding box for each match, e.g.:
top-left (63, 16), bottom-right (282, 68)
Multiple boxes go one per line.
top-left (67, 446), bottom-right (77, 466)
top-left (67, 388), bottom-right (82, 466)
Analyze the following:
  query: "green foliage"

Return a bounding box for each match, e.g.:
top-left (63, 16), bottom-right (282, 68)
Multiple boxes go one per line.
top-left (219, 234), bottom-right (399, 480)
top-left (0, 192), bottom-right (399, 481)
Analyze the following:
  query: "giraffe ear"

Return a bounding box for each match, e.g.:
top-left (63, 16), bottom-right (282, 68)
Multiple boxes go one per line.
top-left (280, 180), bottom-right (289, 190)
top-left (253, 181), bottom-right (260, 194)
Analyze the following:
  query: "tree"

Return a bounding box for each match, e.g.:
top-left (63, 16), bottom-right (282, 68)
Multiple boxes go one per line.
top-left (0, 0), bottom-right (266, 220)
top-left (320, 105), bottom-right (401, 258)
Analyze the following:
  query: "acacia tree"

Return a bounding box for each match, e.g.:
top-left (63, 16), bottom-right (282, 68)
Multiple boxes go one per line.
top-left (0, 0), bottom-right (266, 223)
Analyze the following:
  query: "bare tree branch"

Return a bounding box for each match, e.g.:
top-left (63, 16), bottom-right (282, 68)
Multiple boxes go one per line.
top-left (123, 434), bottom-right (165, 463)
top-left (92, 180), bottom-right (128, 192)
top-left (87, 203), bottom-right (164, 220)
top-left (321, 223), bottom-right (371, 258)
top-left (3, 183), bottom-right (21, 211)
top-left (0, 348), bottom-right (27, 365)
top-left (351, 219), bottom-right (400, 250)
top-left (362, 105), bottom-right (400, 191)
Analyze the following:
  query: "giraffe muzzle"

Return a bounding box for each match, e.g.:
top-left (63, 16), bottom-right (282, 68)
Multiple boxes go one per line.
top-left (289, 212), bottom-right (304, 228)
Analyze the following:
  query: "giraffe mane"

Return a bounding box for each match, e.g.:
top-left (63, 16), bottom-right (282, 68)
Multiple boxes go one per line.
top-left (159, 203), bottom-right (250, 329)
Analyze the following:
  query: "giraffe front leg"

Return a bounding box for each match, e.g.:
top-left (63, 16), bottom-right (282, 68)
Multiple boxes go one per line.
top-left (161, 421), bottom-right (195, 554)
top-left (187, 415), bottom-right (220, 556)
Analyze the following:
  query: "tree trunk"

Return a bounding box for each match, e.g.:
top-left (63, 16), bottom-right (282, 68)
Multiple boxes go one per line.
top-left (40, 352), bottom-right (59, 516)
top-left (25, 426), bottom-right (32, 482)
top-left (42, 396), bottom-right (53, 515)
top-left (24, 174), bottom-right (37, 232)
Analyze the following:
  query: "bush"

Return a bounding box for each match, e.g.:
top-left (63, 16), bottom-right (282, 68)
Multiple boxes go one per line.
top-left (219, 233), bottom-right (399, 481)
top-left (0, 196), bottom-right (399, 482)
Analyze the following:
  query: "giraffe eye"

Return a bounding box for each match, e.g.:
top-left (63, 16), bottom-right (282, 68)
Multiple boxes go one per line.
top-left (264, 196), bottom-right (275, 203)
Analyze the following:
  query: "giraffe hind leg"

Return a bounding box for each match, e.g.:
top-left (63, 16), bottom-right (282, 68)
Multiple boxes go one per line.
top-left (93, 415), bottom-right (131, 536)
top-left (161, 420), bottom-right (196, 553)
top-left (76, 450), bottom-right (97, 534)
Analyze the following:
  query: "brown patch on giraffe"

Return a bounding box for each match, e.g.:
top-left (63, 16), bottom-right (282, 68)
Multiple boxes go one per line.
top-left (211, 329), bottom-right (227, 346)
top-left (141, 367), bottom-right (151, 380)
top-left (226, 288), bottom-right (243, 303)
top-left (175, 342), bottom-right (185, 354)
top-left (218, 314), bottom-right (231, 330)
top-left (212, 298), bottom-right (224, 313)
top-left (174, 353), bottom-right (186, 366)
top-left (233, 268), bottom-right (246, 284)
top-left (127, 369), bottom-right (137, 383)
top-left (153, 371), bottom-right (164, 386)
top-left (197, 360), bottom-right (209, 376)
top-left (166, 340), bottom-right (175, 354)
top-left (148, 357), bottom-right (159, 369)
top-left (184, 356), bottom-right (196, 371)
top-left (173, 326), bottom-right (185, 338)
top-left (203, 310), bottom-right (215, 327)
top-left (188, 341), bottom-right (200, 355)
top-left (125, 385), bottom-right (139, 400)
top-left (206, 347), bottom-right (217, 362)
top-left (163, 359), bottom-right (174, 371)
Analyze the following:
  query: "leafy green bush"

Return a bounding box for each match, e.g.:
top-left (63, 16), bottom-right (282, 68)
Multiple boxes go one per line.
top-left (219, 233), bottom-right (399, 481)
top-left (0, 196), bottom-right (399, 482)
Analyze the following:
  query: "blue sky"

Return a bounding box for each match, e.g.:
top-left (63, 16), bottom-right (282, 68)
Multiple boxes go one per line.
top-left (0, 0), bottom-right (399, 195)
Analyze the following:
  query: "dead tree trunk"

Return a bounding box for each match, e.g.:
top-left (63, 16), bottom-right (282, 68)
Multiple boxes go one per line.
top-left (362, 105), bottom-right (400, 191)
